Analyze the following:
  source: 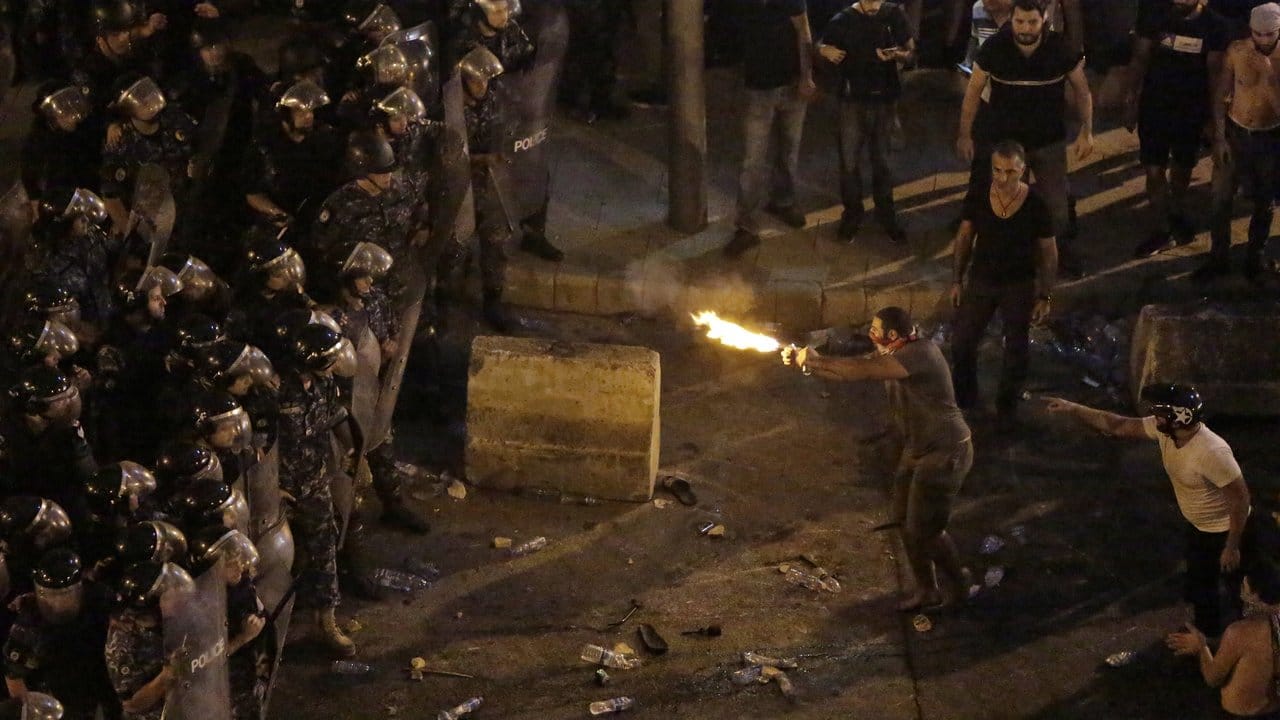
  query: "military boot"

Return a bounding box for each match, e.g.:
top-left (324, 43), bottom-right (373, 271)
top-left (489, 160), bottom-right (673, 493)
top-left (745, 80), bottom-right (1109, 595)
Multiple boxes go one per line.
top-left (316, 608), bottom-right (357, 657)
top-left (482, 288), bottom-right (513, 333)
top-left (382, 495), bottom-right (431, 534)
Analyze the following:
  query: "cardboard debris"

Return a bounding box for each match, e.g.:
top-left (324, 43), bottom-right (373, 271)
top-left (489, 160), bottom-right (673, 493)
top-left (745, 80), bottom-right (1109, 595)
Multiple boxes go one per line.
top-left (492, 537), bottom-right (512, 549)
top-left (447, 480), bottom-right (468, 500)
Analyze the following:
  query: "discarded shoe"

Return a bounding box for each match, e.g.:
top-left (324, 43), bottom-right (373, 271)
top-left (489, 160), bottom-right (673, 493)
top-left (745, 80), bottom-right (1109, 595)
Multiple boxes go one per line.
top-left (637, 623), bottom-right (669, 655)
top-left (660, 475), bottom-right (697, 506)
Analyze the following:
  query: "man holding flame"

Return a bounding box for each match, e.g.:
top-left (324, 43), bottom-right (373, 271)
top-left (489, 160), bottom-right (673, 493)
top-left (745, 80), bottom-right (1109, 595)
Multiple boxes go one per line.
top-left (784, 306), bottom-right (974, 611)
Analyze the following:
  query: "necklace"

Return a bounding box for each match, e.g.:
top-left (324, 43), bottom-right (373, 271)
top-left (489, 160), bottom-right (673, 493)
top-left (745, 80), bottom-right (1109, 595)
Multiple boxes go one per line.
top-left (992, 184), bottom-right (1025, 218)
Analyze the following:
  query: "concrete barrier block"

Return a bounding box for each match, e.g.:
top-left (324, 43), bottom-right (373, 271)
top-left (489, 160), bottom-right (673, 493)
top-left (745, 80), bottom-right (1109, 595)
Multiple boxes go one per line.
top-left (504, 261), bottom-right (556, 310)
top-left (466, 336), bottom-right (661, 501)
top-left (1130, 303), bottom-right (1280, 416)
top-left (596, 270), bottom-right (638, 316)
top-left (553, 265), bottom-right (598, 314)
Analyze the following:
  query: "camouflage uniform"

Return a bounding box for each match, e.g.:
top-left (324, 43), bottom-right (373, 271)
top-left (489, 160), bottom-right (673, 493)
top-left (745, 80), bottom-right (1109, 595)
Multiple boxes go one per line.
top-left (438, 91), bottom-right (509, 296)
top-left (30, 223), bottom-right (123, 324)
top-left (451, 11), bottom-right (536, 73)
top-left (99, 107), bottom-right (198, 206)
top-left (104, 607), bottom-right (166, 720)
top-left (3, 595), bottom-right (114, 720)
top-left (226, 579), bottom-right (268, 720)
top-left (277, 371), bottom-right (344, 610)
top-left (312, 176), bottom-right (420, 268)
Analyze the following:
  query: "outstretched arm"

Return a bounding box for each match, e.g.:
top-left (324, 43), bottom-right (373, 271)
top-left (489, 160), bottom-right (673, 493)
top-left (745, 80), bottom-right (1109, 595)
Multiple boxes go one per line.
top-left (1042, 397), bottom-right (1149, 439)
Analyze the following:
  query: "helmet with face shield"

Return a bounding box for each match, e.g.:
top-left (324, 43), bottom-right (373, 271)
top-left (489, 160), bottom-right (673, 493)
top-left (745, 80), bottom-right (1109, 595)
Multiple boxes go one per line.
top-left (85, 461), bottom-right (158, 517)
top-left (5, 317), bottom-right (79, 366)
top-left (458, 45), bottom-right (503, 97)
top-left (116, 560), bottom-right (196, 608)
top-left (8, 366), bottom-right (80, 424)
top-left (245, 233), bottom-right (306, 289)
top-left (154, 441), bottom-right (224, 490)
top-left (197, 341), bottom-right (279, 395)
top-left (117, 520), bottom-right (189, 564)
top-left (33, 548), bottom-right (83, 625)
top-left (169, 479), bottom-right (250, 533)
top-left (36, 84), bottom-right (92, 130)
top-left (110, 75), bottom-right (167, 120)
top-left (188, 525), bottom-right (260, 583)
top-left (159, 253), bottom-right (221, 304)
top-left (358, 43), bottom-right (411, 87)
top-left (290, 323), bottom-right (358, 377)
top-left (0, 497), bottom-right (73, 552)
top-left (23, 281), bottom-right (82, 328)
top-left (21, 691), bottom-right (64, 720)
top-left (187, 391), bottom-right (253, 452)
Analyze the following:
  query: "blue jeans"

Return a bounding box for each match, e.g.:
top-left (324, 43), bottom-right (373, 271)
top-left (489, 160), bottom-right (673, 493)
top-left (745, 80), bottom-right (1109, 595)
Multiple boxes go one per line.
top-left (837, 100), bottom-right (897, 226)
top-left (735, 85), bottom-right (808, 233)
top-left (1208, 122), bottom-right (1280, 265)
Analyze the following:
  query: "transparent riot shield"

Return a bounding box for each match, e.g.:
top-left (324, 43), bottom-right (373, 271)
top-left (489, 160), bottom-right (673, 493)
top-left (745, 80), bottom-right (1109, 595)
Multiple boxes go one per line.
top-left (383, 21), bottom-right (440, 107)
top-left (351, 323), bottom-right (383, 451)
top-left (499, 0), bottom-right (568, 220)
top-left (329, 433), bottom-right (356, 548)
top-left (131, 163), bottom-right (177, 267)
top-left (368, 270), bottom-right (427, 453)
top-left (245, 442), bottom-right (293, 720)
top-left (430, 73), bottom-right (475, 245)
top-left (161, 561), bottom-right (232, 720)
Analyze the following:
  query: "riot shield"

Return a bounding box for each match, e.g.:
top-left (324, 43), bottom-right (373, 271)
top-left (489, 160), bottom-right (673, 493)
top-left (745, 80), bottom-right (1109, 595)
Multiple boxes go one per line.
top-left (351, 323), bottom-right (383, 451)
top-left (329, 433), bottom-right (356, 549)
top-left (383, 21), bottom-right (440, 106)
top-left (162, 562), bottom-right (232, 720)
top-left (499, 0), bottom-right (568, 221)
top-left (247, 442), bottom-right (293, 720)
top-left (0, 181), bottom-right (32, 321)
top-left (368, 269), bottom-right (427, 452)
top-left (131, 163), bottom-right (177, 267)
top-left (430, 74), bottom-right (475, 245)
top-left (187, 67), bottom-right (238, 211)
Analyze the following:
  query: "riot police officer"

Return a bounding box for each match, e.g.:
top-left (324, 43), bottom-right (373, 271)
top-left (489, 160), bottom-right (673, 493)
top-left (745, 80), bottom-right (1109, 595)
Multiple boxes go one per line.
top-left (99, 75), bottom-right (197, 240)
top-left (193, 340), bottom-right (281, 451)
top-left (230, 230), bottom-right (315, 353)
top-left (1, 367), bottom-right (97, 512)
top-left (72, 1), bottom-right (160, 121)
top-left (3, 549), bottom-right (115, 720)
top-left (369, 86), bottom-right (438, 201)
top-left (242, 79), bottom-right (343, 235)
top-left (331, 1), bottom-right (403, 99)
top-left (277, 322), bottom-right (358, 656)
top-left (311, 130), bottom-right (424, 276)
top-left (21, 84), bottom-right (100, 204)
top-left (155, 253), bottom-right (233, 323)
top-left (79, 462), bottom-right (160, 571)
top-left (183, 390), bottom-right (256, 487)
top-left (439, 46), bottom-right (512, 331)
top-left (186, 525), bottom-right (266, 720)
top-left (104, 561), bottom-right (189, 720)
top-left (450, 0), bottom-right (534, 73)
top-left (30, 188), bottom-right (121, 328)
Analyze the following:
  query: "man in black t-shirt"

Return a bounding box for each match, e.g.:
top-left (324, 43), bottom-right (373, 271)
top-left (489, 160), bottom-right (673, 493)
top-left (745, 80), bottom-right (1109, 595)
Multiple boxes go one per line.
top-left (817, 0), bottom-right (915, 243)
top-left (950, 141), bottom-right (1058, 427)
top-left (724, 0), bottom-right (817, 258)
top-left (957, 0), bottom-right (1092, 269)
top-left (1127, 0), bottom-right (1228, 257)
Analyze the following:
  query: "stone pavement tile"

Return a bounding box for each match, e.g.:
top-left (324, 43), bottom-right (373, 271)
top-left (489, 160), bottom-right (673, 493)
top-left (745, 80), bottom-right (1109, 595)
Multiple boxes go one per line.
top-left (505, 261), bottom-right (556, 311)
top-left (821, 286), bottom-right (868, 328)
top-left (552, 264), bottom-right (598, 315)
top-left (596, 268), bottom-right (638, 317)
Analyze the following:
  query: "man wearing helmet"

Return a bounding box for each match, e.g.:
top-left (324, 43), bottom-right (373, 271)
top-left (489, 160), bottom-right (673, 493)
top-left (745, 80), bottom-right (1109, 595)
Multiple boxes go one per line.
top-left (1, 367), bottom-right (97, 514)
top-left (1046, 384), bottom-right (1257, 637)
top-left (21, 83), bottom-right (99, 204)
top-left (30, 188), bottom-right (122, 327)
top-left (3, 549), bottom-right (115, 720)
top-left (104, 561), bottom-right (191, 720)
top-left (242, 78), bottom-right (343, 235)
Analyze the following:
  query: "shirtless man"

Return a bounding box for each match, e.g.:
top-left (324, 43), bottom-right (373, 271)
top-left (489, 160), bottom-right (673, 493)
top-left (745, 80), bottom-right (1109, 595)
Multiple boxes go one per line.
top-left (1201, 2), bottom-right (1280, 282)
top-left (1167, 576), bottom-right (1280, 718)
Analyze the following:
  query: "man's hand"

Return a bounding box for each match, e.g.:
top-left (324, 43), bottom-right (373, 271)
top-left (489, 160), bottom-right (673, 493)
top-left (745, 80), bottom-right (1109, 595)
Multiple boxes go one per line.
top-left (781, 345), bottom-right (797, 366)
top-left (956, 136), bottom-right (975, 163)
top-left (122, 667), bottom-right (173, 714)
top-left (106, 123), bottom-right (124, 148)
top-left (1213, 137), bottom-right (1231, 168)
top-left (1073, 130), bottom-right (1094, 161)
top-left (949, 282), bottom-right (963, 308)
top-left (194, 2), bottom-right (220, 18)
top-left (1042, 397), bottom-right (1078, 415)
top-left (875, 47), bottom-right (903, 63)
top-left (1032, 297), bottom-right (1051, 324)
top-left (1220, 543), bottom-right (1241, 573)
top-left (797, 77), bottom-right (817, 101)
top-left (818, 44), bottom-right (846, 64)
top-left (1165, 623), bottom-right (1207, 657)
top-left (69, 365), bottom-right (93, 391)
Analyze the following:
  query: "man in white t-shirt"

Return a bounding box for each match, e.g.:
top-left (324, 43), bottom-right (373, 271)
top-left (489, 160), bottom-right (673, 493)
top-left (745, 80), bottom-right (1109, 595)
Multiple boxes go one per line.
top-left (1045, 383), bottom-right (1256, 637)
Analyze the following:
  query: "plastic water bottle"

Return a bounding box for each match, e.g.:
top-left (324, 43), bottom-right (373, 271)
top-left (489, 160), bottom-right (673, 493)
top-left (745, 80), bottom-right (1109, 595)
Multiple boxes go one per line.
top-left (741, 651), bottom-right (797, 669)
top-left (372, 568), bottom-right (430, 592)
top-left (580, 644), bottom-right (642, 670)
top-left (510, 537), bottom-right (548, 557)
top-left (784, 567), bottom-right (841, 593)
top-left (330, 660), bottom-right (373, 675)
top-left (589, 697), bottom-right (635, 715)
top-left (560, 494), bottom-right (602, 506)
top-left (437, 697), bottom-right (483, 720)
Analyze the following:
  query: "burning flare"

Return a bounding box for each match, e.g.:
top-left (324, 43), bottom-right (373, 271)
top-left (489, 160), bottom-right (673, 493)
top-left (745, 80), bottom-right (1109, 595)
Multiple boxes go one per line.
top-left (690, 311), bottom-right (781, 353)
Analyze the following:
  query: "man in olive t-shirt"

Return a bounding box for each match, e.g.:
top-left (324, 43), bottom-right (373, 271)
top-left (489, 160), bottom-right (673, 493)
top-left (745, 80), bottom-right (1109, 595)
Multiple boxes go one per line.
top-left (786, 306), bottom-right (974, 611)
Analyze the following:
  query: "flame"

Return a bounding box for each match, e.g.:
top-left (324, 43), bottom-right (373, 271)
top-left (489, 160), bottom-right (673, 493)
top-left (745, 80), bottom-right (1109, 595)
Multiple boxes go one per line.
top-left (690, 311), bottom-right (781, 353)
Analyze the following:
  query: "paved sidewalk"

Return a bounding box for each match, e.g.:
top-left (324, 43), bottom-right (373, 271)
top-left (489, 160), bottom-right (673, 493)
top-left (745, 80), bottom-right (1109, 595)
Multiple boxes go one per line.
top-left (509, 67), bottom-right (1275, 331)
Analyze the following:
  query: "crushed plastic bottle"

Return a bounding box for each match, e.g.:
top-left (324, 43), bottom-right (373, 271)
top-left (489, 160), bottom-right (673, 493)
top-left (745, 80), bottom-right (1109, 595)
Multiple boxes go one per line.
top-left (741, 651), bottom-right (797, 669)
top-left (509, 537), bottom-right (548, 557)
top-left (1009, 525), bottom-right (1027, 544)
top-left (372, 568), bottom-right (431, 593)
top-left (588, 697), bottom-right (635, 715)
top-left (406, 559), bottom-right (441, 581)
top-left (731, 666), bottom-right (764, 685)
top-left (784, 567), bottom-right (841, 593)
top-left (1105, 651), bottom-right (1138, 668)
top-left (984, 566), bottom-right (1005, 588)
top-left (330, 660), bottom-right (373, 675)
top-left (580, 644), bottom-right (642, 670)
top-left (979, 535), bottom-right (1005, 554)
top-left (560, 494), bottom-right (602, 506)
top-left (437, 697), bottom-right (483, 720)
top-left (524, 487), bottom-right (560, 501)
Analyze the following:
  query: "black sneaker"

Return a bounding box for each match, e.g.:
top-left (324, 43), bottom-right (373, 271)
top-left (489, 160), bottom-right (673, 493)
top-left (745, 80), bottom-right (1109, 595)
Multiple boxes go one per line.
top-left (520, 232), bottom-right (565, 262)
top-left (837, 216), bottom-right (861, 243)
top-left (1170, 215), bottom-right (1196, 245)
top-left (1134, 231), bottom-right (1175, 258)
top-left (766, 203), bottom-right (806, 229)
top-left (1190, 257), bottom-right (1231, 282)
top-left (723, 229), bottom-right (760, 258)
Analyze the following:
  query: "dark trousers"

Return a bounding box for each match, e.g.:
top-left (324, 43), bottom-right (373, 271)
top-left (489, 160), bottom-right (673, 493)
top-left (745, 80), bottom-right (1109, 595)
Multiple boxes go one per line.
top-left (950, 281), bottom-right (1034, 414)
top-left (1184, 512), bottom-right (1271, 636)
top-left (837, 100), bottom-right (897, 226)
top-left (1208, 122), bottom-right (1280, 265)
